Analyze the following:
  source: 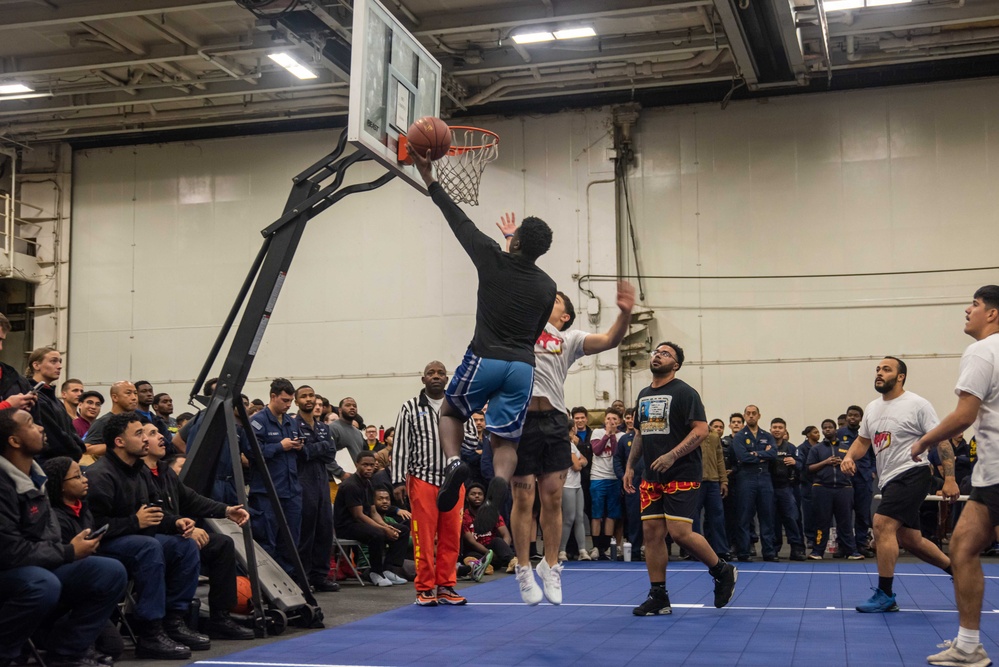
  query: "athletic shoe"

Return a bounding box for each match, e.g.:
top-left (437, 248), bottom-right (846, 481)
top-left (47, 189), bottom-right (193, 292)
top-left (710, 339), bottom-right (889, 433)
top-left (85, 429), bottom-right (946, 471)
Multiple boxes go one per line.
top-left (847, 553), bottom-right (865, 560)
top-left (578, 549), bottom-right (592, 561)
top-left (859, 547), bottom-right (876, 558)
top-left (807, 553), bottom-right (823, 560)
top-left (633, 588), bottom-right (671, 616)
top-left (383, 571), bottom-right (408, 585)
top-left (763, 554), bottom-right (780, 562)
top-left (369, 572), bottom-right (392, 587)
top-left (558, 550), bottom-right (569, 562)
top-left (436, 586), bottom-right (468, 605)
top-left (437, 459), bottom-right (469, 511)
top-left (789, 548), bottom-right (806, 562)
top-left (856, 587), bottom-right (899, 613)
top-left (506, 556), bottom-right (519, 573)
top-left (471, 551), bottom-right (493, 582)
top-left (598, 551), bottom-right (612, 561)
top-left (712, 562), bottom-right (738, 608)
top-left (472, 477), bottom-right (508, 535)
top-left (588, 547), bottom-right (599, 560)
top-left (515, 564), bottom-right (544, 605)
top-left (416, 590), bottom-right (438, 606)
top-left (536, 559), bottom-right (563, 605)
top-left (927, 639), bottom-right (992, 667)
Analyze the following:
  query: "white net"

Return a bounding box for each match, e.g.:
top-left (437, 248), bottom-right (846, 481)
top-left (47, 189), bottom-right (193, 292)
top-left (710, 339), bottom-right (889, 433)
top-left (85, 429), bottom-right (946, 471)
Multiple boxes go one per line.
top-left (434, 127), bottom-right (499, 206)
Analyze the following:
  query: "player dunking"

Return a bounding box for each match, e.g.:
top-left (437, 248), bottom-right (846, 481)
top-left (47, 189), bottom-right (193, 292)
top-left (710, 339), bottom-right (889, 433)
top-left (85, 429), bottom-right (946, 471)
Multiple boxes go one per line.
top-left (624, 341), bottom-right (737, 615)
top-left (839, 356), bottom-right (955, 613)
top-left (411, 151), bottom-right (557, 525)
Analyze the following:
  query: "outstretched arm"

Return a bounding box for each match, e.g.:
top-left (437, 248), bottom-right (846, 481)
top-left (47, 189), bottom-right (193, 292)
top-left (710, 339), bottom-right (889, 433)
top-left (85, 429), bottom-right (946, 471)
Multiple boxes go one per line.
top-left (583, 281), bottom-right (636, 355)
top-left (497, 212), bottom-right (516, 251)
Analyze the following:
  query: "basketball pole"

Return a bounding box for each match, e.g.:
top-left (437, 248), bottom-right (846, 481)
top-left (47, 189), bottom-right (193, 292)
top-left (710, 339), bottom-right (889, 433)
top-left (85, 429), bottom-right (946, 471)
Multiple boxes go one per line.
top-left (180, 128), bottom-right (396, 634)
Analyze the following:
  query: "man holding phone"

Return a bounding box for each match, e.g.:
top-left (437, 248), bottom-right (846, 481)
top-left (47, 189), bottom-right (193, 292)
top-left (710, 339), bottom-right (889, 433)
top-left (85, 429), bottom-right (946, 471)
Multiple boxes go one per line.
top-left (247, 378), bottom-right (303, 576)
top-left (86, 412), bottom-right (207, 659)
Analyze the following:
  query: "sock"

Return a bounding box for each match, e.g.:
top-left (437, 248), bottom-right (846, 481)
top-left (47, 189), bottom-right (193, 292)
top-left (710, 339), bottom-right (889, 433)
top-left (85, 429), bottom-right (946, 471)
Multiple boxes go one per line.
top-left (708, 559), bottom-right (727, 578)
top-left (944, 566), bottom-right (954, 577)
top-left (650, 581), bottom-right (667, 597)
top-left (446, 456), bottom-right (459, 464)
top-left (956, 627), bottom-right (980, 653)
top-left (878, 576), bottom-right (894, 597)
top-left (530, 542), bottom-right (538, 558)
top-left (598, 535), bottom-right (611, 551)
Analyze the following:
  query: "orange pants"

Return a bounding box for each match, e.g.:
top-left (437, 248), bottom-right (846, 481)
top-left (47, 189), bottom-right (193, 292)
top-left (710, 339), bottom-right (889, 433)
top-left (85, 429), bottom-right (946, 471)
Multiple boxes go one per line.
top-left (408, 475), bottom-right (464, 592)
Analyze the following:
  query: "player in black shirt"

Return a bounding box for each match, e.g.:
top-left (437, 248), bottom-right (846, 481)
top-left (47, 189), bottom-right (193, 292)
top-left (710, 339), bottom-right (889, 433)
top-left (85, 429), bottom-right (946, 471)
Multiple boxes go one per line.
top-left (412, 150), bottom-right (557, 531)
top-left (624, 341), bottom-right (738, 616)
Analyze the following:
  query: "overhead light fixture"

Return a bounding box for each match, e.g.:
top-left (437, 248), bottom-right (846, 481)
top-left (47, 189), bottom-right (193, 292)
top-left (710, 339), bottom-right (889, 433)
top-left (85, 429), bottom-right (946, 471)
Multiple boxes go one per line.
top-left (268, 52), bottom-right (318, 80)
top-left (865, 0), bottom-right (912, 6)
top-left (0, 83), bottom-right (34, 95)
top-left (511, 31), bottom-right (555, 44)
top-left (822, 0), bottom-right (863, 10)
top-left (554, 27), bottom-right (597, 40)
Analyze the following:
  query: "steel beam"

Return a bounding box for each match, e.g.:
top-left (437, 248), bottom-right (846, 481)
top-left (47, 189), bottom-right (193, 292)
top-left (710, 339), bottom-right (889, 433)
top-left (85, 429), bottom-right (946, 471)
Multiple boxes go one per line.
top-left (0, 0), bottom-right (235, 31)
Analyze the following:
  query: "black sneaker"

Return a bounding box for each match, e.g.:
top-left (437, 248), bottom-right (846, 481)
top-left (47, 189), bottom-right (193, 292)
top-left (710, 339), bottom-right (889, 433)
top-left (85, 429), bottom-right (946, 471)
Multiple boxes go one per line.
top-left (633, 588), bottom-right (671, 616)
top-left (46, 655), bottom-right (103, 667)
top-left (437, 459), bottom-right (469, 511)
top-left (207, 613), bottom-right (256, 640)
top-left (135, 624), bottom-right (191, 661)
top-left (311, 578), bottom-right (340, 593)
top-left (163, 613), bottom-right (211, 651)
top-left (85, 647), bottom-right (115, 666)
top-left (472, 476), bottom-right (508, 535)
top-left (713, 562), bottom-right (738, 608)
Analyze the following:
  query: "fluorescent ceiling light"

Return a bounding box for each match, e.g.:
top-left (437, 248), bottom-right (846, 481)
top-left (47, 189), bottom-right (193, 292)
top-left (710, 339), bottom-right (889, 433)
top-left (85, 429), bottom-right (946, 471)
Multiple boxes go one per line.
top-left (0, 83), bottom-right (33, 95)
top-left (822, 0), bottom-right (863, 10)
top-left (554, 27), bottom-right (597, 40)
top-left (865, 0), bottom-right (912, 6)
top-left (511, 31), bottom-right (555, 44)
top-left (268, 52), bottom-right (318, 80)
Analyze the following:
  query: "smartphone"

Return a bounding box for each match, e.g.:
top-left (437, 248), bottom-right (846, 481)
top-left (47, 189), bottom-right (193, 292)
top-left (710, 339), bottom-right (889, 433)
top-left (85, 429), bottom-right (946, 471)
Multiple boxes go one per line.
top-left (146, 499), bottom-right (163, 509)
top-left (31, 380), bottom-right (45, 394)
top-left (86, 523), bottom-right (109, 540)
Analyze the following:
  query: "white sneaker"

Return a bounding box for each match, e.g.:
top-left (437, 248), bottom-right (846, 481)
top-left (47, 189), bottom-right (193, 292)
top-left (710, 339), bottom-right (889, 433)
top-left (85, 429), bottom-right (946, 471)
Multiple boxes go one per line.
top-left (558, 551), bottom-right (569, 562)
top-left (515, 564), bottom-right (543, 605)
top-left (369, 572), bottom-right (393, 587)
top-left (578, 549), bottom-right (592, 561)
top-left (536, 559), bottom-right (563, 605)
top-left (927, 639), bottom-right (992, 667)
top-left (589, 547), bottom-right (599, 560)
top-left (383, 571), bottom-right (408, 585)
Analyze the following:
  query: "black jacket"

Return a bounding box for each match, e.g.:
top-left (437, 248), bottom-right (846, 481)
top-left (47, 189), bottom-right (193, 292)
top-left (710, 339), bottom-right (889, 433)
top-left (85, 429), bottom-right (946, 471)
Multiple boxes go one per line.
top-left (52, 498), bottom-right (95, 543)
top-left (35, 383), bottom-right (86, 463)
top-left (0, 456), bottom-right (75, 570)
top-left (145, 460), bottom-right (228, 520)
top-left (86, 451), bottom-right (182, 540)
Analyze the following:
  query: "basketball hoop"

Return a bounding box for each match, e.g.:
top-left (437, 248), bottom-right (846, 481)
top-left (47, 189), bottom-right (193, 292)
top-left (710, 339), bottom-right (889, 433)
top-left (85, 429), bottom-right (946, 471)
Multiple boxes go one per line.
top-left (399, 126), bottom-right (499, 206)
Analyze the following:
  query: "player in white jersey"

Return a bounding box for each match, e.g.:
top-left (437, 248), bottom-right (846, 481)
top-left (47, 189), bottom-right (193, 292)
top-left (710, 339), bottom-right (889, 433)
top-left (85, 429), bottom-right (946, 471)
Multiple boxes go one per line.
top-left (486, 215), bottom-right (637, 606)
top-left (910, 285), bottom-right (999, 667)
top-left (840, 356), bottom-right (955, 614)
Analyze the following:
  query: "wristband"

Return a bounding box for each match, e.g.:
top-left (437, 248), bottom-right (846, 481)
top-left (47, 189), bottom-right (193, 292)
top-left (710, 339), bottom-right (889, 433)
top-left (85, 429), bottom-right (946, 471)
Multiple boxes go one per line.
top-left (504, 233), bottom-right (513, 238)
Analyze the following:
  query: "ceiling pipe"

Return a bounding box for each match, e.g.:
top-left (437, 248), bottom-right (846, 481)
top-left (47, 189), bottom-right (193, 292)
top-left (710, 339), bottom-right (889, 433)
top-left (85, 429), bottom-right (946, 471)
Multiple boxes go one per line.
top-left (698, 6), bottom-right (715, 33)
top-left (878, 26), bottom-right (999, 50)
top-left (463, 49), bottom-right (726, 106)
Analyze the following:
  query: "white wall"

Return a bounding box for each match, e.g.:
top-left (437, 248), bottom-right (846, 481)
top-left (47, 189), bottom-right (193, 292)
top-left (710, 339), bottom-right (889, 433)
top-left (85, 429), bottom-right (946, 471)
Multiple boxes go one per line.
top-left (69, 76), bottom-right (999, 433)
top-left (69, 112), bottom-right (621, 428)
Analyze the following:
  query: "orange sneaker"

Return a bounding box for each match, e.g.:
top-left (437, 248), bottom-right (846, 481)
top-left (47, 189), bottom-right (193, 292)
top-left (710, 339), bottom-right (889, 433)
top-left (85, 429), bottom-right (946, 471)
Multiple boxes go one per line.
top-left (436, 586), bottom-right (467, 605)
top-left (415, 590), bottom-right (438, 606)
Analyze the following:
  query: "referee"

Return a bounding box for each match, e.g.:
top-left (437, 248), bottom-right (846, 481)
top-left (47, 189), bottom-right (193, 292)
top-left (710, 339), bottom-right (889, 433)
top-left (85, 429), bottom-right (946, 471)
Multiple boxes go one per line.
top-left (392, 361), bottom-right (477, 607)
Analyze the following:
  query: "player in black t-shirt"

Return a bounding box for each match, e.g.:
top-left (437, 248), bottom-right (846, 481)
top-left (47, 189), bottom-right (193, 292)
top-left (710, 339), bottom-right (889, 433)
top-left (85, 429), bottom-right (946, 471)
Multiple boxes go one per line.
top-left (624, 341), bottom-right (738, 616)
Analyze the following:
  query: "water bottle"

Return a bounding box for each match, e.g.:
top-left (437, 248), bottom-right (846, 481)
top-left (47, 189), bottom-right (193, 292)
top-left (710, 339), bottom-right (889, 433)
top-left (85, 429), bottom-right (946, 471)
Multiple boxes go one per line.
top-left (610, 538), bottom-right (618, 561)
top-left (828, 526), bottom-right (838, 555)
top-left (623, 541), bottom-right (632, 562)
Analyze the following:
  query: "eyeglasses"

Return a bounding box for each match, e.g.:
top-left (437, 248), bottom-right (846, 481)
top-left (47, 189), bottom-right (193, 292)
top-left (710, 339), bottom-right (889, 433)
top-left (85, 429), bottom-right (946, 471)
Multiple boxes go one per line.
top-left (652, 349), bottom-right (675, 360)
top-left (64, 472), bottom-right (85, 482)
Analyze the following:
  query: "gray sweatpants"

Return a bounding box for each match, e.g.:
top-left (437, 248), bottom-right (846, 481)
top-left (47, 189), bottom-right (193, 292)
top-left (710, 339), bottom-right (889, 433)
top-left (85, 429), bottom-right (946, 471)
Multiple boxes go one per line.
top-left (560, 486), bottom-right (587, 553)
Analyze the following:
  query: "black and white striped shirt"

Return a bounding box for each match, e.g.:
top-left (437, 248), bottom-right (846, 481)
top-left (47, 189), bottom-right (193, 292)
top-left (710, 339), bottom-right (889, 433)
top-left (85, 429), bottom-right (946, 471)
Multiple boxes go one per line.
top-left (391, 390), bottom-right (477, 488)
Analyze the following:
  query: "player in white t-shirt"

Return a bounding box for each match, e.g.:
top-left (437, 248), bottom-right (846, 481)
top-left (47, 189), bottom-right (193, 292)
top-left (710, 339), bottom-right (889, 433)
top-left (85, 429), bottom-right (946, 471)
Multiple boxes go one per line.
top-left (840, 356), bottom-right (955, 614)
top-left (486, 214), bottom-right (638, 606)
top-left (910, 286), bottom-right (999, 667)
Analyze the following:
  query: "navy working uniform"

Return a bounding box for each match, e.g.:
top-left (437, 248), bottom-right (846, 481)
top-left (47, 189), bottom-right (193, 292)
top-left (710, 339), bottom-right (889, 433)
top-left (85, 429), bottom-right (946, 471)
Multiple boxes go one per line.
top-left (837, 425), bottom-right (875, 552)
top-left (770, 439), bottom-right (805, 558)
top-left (731, 426), bottom-right (777, 560)
top-left (293, 414), bottom-right (337, 588)
top-left (796, 439), bottom-right (817, 547)
top-left (806, 438), bottom-right (858, 557)
top-left (248, 406), bottom-right (302, 575)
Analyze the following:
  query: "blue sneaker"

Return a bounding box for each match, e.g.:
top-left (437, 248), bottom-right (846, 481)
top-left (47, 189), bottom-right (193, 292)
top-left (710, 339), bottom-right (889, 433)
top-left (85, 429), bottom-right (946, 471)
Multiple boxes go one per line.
top-left (856, 587), bottom-right (899, 613)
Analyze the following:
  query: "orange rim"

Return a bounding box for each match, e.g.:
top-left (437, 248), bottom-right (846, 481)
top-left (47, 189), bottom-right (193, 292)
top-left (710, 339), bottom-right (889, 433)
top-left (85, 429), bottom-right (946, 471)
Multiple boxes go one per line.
top-left (446, 126), bottom-right (500, 155)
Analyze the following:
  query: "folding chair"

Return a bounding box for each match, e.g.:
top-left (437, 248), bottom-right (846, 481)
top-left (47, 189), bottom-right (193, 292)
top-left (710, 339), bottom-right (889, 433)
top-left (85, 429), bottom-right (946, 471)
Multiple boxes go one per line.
top-left (331, 513), bottom-right (371, 586)
top-left (26, 639), bottom-right (46, 667)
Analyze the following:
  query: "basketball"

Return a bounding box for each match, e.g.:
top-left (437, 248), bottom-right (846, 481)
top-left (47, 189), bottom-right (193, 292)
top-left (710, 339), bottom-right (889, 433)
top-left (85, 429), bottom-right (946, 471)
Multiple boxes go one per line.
top-left (407, 116), bottom-right (452, 160)
top-left (232, 575), bottom-right (253, 614)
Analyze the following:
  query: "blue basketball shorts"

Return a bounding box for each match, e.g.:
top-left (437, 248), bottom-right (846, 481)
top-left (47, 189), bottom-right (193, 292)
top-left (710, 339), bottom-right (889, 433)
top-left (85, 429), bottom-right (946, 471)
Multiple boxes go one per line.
top-left (445, 347), bottom-right (534, 443)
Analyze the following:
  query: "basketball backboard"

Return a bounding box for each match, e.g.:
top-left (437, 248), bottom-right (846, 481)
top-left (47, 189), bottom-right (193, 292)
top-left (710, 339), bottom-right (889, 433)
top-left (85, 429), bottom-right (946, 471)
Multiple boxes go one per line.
top-left (348, 0), bottom-right (442, 193)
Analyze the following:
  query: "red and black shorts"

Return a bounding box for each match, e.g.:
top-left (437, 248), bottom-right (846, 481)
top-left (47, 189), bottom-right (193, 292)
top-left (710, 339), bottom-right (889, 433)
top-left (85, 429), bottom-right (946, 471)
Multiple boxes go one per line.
top-left (639, 479), bottom-right (701, 523)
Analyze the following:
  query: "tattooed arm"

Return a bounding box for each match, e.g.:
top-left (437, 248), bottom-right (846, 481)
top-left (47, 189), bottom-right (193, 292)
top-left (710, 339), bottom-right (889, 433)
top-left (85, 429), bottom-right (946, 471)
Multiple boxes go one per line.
top-left (650, 421), bottom-right (709, 473)
top-left (623, 431), bottom-right (643, 494)
top-left (937, 439), bottom-right (960, 502)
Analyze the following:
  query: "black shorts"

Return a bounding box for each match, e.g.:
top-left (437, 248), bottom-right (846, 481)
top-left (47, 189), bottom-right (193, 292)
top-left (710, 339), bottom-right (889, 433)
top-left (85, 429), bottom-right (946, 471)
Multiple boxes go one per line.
top-left (639, 480), bottom-right (701, 523)
top-left (876, 465), bottom-right (932, 529)
top-left (513, 410), bottom-right (572, 477)
top-left (969, 483), bottom-right (999, 526)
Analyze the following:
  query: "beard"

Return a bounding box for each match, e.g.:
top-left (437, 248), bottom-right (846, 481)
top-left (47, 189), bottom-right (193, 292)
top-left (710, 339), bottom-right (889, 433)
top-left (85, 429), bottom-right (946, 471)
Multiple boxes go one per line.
top-left (651, 360), bottom-right (676, 376)
top-left (874, 377), bottom-right (897, 394)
